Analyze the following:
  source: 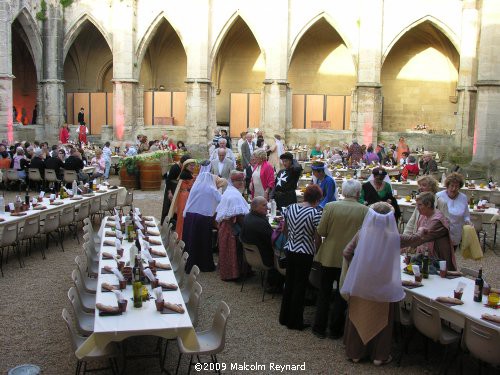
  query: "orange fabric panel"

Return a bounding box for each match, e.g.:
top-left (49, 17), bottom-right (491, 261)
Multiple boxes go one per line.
top-left (143, 92), bottom-right (153, 126)
top-left (90, 93), bottom-right (106, 135)
top-left (229, 93), bottom-right (248, 138)
top-left (345, 96), bottom-right (351, 129)
top-left (292, 95), bottom-right (305, 129)
top-left (326, 96), bottom-right (345, 130)
top-left (107, 93), bottom-right (114, 126)
top-left (305, 95), bottom-right (324, 129)
top-left (153, 92), bottom-right (171, 120)
top-left (248, 93), bottom-right (261, 129)
top-left (172, 91), bottom-right (186, 125)
top-left (66, 93), bottom-right (74, 125)
top-left (73, 93), bottom-right (89, 125)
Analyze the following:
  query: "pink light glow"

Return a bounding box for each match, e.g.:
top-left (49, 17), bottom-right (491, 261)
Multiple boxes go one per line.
top-left (472, 122), bottom-right (478, 156)
top-left (363, 119), bottom-right (373, 146)
top-left (114, 83), bottom-right (124, 140)
top-left (7, 107), bottom-right (13, 144)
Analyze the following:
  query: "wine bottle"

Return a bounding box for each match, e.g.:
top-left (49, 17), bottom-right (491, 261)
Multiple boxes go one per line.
top-left (133, 256), bottom-right (143, 308)
top-left (422, 251), bottom-right (429, 279)
top-left (473, 268), bottom-right (484, 302)
top-left (469, 193), bottom-right (475, 209)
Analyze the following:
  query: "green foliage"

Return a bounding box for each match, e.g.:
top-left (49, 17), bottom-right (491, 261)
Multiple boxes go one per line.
top-left (446, 148), bottom-right (472, 166)
top-left (119, 157), bottom-right (139, 175)
top-left (60, 0), bottom-right (73, 7)
top-left (36, 0), bottom-right (47, 21)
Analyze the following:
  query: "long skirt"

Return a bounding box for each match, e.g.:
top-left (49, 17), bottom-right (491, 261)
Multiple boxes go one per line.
top-left (344, 300), bottom-right (395, 361)
top-left (183, 213), bottom-right (215, 273)
top-left (218, 219), bottom-right (240, 280)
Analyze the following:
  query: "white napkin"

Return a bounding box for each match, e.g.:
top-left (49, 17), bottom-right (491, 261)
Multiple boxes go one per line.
top-left (135, 207), bottom-right (141, 216)
top-left (31, 197), bottom-right (37, 205)
top-left (39, 191), bottom-right (45, 198)
top-left (116, 229), bottom-right (123, 240)
top-left (115, 239), bottom-right (122, 252)
top-left (439, 261), bottom-right (446, 271)
top-left (143, 267), bottom-right (155, 282)
top-left (112, 290), bottom-right (125, 301)
top-left (141, 239), bottom-right (150, 250)
top-left (135, 220), bottom-right (144, 231)
top-left (8, 203), bottom-right (14, 211)
top-left (142, 248), bottom-right (153, 262)
top-left (455, 281), bottom-right (466, 293)
top-left (114, 216), bottom-right (120, 229)
top-left (111, 267), bottom-right (125, 281)
top-left (137, 229), bottom-right (144, 239)
top-left (50, 193), bottom-right (56, 200)
top-left (129, 245), bottom-right (138, 263)
top-left (153, 287), bottom-right (163, 302)
top-left (413, 265), bottom-right (421, 277)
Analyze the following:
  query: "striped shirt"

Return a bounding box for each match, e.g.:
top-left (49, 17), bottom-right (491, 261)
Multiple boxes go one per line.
top-left (283, 204), bottom-right (321, 255)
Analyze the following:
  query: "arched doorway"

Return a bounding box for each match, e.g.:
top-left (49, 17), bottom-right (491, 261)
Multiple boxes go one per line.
top-left (212, 16), bottom-right (265, 137)
top-left (12, 19), bottom-right (38, 125)
top-left (381, 21), bottom-right (459, 133)
top-left (288, 17), bottom-right (355, 131)
top-left (63, 20), bottom-right (113, 135)
top-left (139, 18), bottom-right (187, 126)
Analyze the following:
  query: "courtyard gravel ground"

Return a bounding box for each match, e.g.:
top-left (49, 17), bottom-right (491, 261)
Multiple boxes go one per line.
top-left (1, 179), bottom-right (499, 374)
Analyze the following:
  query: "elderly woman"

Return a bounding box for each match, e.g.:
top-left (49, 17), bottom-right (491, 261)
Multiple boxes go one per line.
top-left (12, 147), bottom-right (29, 181)
top-left (167, 159), bottom-right (197, 238)
top-left (90, 149), bottom-right (105, 179)
top-left (310, 144), bottom-right (323, 159)
top-left (404, 176), bottom-right (448, 235)
top-left (183, 171), bottom-right (223, 272)
top-left (359, 167), bottom-right (400, 220)
top-left (342, 202), bottom-right (404, 365)
top-left (250, 149), bottom-right (275, 200)
top-left (363, 146), bottom-right (380, 165)
top-left (401, 192), bottom-right (456, 271)
top-left (268, 134), bottom-right (285, 171)
top-left (279, 184), bottom-right (323, 330)
top-left (420, 151), bottom-right (438, 175)
top-left (436, 172), bottom-right (471, 247)
top-left (216, 171), bottom-right (249, 280)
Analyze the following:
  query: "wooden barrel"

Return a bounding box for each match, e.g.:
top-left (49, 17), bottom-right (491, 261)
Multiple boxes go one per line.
top-left (140, 160), bottom-right (162, 190)
top-left (120, 168), bottom-right (139, 189)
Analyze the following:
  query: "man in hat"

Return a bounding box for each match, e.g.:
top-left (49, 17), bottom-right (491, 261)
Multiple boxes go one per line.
top-left (272, 152), bottom-right (303, 210)
top-left (312, 161), bottom-right (336, 209)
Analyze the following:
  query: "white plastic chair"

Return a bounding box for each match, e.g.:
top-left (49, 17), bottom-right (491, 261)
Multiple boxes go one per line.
top-left (18, 216), bottom-right (41, 258)
top-left (67, 286), bottom-right (95, 336)
top-left (241, 242), bottom-right (273, 301)
top-left (63, 169), bottom-right (78, 185)
top-left (181, 265), bottom-right (200, 303)
top-left (74, 255), bottom-right (97, 293)
top-left (71, 269), bottom-right (96, 313)
top-left (62, 308), bottom-right (119, 375)
top-left (174, 252), bottom-right (189, 286)
top-left (0, 222), bottom-right (21, 275)
top-left (72, 201), bottom-right (90, 243)
top-left (175, 301), bottom-right (230, 375)
top-left (89, 196), bottom-right (102, 222)
top-left (40, 211), bottom-right (64, 252)
top-left (462, 316), bottom-right (500, 371)
top-left (60, 205), bottom-right (75, 241)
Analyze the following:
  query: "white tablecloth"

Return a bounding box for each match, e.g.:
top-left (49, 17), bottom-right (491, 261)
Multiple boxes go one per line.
top-left (75, 216), bottom-right (196, 359)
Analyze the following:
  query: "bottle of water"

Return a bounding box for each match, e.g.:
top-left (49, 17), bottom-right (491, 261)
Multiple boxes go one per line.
top-left (270, 199), bottom-right (277, 218)
top-left (0, 196), bottom-right (4, 214)
top-left (72, 180), bottom-right (78, 196)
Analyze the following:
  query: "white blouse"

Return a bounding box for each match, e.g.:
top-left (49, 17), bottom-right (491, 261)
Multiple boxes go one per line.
top-left (436, 191), bottom-right (470, 245)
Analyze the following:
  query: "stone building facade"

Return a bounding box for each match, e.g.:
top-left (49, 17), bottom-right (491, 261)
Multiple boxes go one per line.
top-left (0, 0), bottom-right (499, 169)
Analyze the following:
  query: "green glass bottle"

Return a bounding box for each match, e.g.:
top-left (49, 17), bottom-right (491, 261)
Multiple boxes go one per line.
top-left (132, 256), bottom-right (142, 308)
top-left (422, 251), bottom-right (429, 279)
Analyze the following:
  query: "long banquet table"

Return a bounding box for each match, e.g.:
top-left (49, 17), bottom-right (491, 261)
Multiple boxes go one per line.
top-left (75, 216), bottom-right (196, 360)
top-left (400, 257), bottom-right (500, 332)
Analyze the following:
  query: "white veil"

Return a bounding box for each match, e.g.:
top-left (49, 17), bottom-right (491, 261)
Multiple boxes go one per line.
top-left (183, 172), bottom-right (221, 217)
top-left (215, 185), bottom-right (249, 222)
top-left (340, 208), bottom-right (404, 302)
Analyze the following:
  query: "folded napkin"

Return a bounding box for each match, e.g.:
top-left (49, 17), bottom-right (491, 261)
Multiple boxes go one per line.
top-left (32, 206), bottom-right (47, 210)
top-left (402, 280), bottom-right (422, 287)
top-left (490, 287), bottom-right (500, 294)
top-left (0, 218), bottom-right (5, 222)
top-left (105, 231), bottom-right (116, 237)
top-left (103, 240), bottom-right (115, 246)
top-left (435, 296), bottom-right (464, 305)
top-left (10, 212), bottom-right (27, 216)
top-left (150, 249), bottom-right (166, 257)
top-left (50, 201), bottom-right (64, 205)
top-left (102, 252), bottom-right (115, 260)
top-left (96, 303), bottom-right (120, 315)
top-left (159, 281), bottom-right (178, 290)
top-left (147, 238), bottom-right (162, 246)
top-left (482, 314), bottom-right (500, 324)
top-left (70, 196), bottom-right (83, 200)
top-left (147, 229), bottom-right (160, 236)
top-left (156, 262), bottom-right (172, 270)
top-left (163, 302), bottom-right (185, 314)
top-left (102, 282), bottom-right (117, 291)
top-left (103, 265), bottom-right (115, 273)
top-left (105, 222), bottom-right (116, 228)
top-left (82, 193), bottom-right (95, 197)
top-left (145, 222), bottom-right (156, 228)
top-left (144, 216), bottom-right (155, 221)
top-left (447, 271), bottom-right (463, 277)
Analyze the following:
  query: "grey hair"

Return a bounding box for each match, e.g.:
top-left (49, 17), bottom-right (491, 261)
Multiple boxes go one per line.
top-left (416, 191), bottom-right (435, 208)
top-left (342, 179), bottom-right (362, 198)
top-left (253, 149), bottom-right (267, 161)
top-left (370, 202), bottom-right (394, 214)
top-left (218, 138), bottom-right (227, 145)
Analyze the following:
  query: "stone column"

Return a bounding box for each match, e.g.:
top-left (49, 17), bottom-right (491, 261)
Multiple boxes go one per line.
top-left (472, 0), bottom-right (500, 166)
top-left (40, 1), bottom-right (65, 143)
top-left (111, 0), bottom-right (137, 141)
top-left (261, 79), bottom-right (288, 137)
top-left (352, 0), bottom-right (383, 146)
top-left (185, 79), bottom-right (212, 150)
top-left (0, 0), bottom-right (14, 143)
top-left (455, 0), bottom-right (479, 150)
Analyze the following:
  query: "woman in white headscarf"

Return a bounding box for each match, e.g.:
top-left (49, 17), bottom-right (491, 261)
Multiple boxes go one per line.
top-left (341, 202), bottom-right (404, 366)
top-left (268, 134), bottom-right (285, 171)
top-left (183, 171), bottom-right (224, 272)
top-left (215, 170), bottom-right (249, 281)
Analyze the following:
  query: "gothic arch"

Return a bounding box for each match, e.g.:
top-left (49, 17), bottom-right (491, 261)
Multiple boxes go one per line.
top-left (288, 12), bottom-right (355, 71)
top-left (12, 7), bottom-right (42, 81)
top-left (209, 12), bottom-right (266, 78)
top-left (63, 13), bottom-right (112, 61)
top-left (382, 15), bottom-right (460, 65)
top-left (96, 59), bottom-right (113, 91)
top-left (135, 12), bottom-right (186, 76)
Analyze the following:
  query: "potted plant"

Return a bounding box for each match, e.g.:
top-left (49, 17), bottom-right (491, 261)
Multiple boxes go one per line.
top-left (119, 156), bottom-right (140, 189)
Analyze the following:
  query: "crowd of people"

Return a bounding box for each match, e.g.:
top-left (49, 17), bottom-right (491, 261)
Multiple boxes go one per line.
top-left (159, 129), bottom-right (466, 367)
